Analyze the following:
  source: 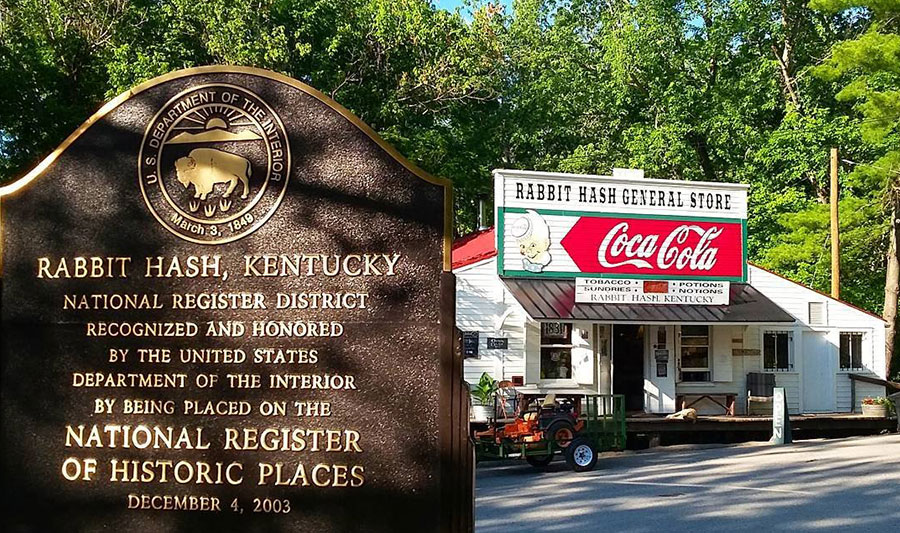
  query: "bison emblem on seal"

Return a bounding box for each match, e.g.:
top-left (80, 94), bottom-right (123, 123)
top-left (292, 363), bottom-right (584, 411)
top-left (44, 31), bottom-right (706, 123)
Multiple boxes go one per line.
top-left (174, 148), bottom-right (251, 200)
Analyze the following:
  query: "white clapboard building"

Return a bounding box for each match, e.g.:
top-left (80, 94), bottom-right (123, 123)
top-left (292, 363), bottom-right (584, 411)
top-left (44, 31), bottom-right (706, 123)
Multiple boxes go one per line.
top-left (455, 169), bottom-right (887, 414)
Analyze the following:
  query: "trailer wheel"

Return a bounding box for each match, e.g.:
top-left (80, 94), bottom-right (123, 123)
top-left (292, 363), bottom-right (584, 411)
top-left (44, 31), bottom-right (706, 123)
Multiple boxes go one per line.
top-left (525, 453), bottom-right (554, 468)
top-left (565, 438), bottom-right (598, 472)
top-left (545, 421), bottom-right (575, 448)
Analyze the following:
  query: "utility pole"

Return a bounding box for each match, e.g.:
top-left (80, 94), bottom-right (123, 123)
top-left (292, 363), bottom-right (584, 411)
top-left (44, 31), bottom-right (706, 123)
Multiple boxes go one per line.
top-left (831, 147), bottom-right (840, 299)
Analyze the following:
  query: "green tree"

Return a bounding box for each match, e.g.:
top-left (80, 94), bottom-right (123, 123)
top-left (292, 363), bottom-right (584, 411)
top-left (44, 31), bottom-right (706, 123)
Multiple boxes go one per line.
top-left (0, 0), bottom-right (141, 179)
top-left (0, 1), bottom-right (507, 231)
top-left (810, 0), bottom-right (900, 378)
top-left (0, 0), bottom-right (895, 361)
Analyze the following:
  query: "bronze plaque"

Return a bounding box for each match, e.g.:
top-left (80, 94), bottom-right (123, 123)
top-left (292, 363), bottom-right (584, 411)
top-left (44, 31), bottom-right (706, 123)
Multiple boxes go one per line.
top-left (1, 67), bottom-right (468, 531)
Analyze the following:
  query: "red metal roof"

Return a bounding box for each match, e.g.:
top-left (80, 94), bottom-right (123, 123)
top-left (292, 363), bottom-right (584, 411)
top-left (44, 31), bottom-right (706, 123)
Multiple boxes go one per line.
top-left (451, 228), bottom-right (496, 269)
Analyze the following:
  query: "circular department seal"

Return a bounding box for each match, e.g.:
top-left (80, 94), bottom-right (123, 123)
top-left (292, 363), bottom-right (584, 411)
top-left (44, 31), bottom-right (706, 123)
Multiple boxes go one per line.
top-left (138, 83), bottom-right (290, 244)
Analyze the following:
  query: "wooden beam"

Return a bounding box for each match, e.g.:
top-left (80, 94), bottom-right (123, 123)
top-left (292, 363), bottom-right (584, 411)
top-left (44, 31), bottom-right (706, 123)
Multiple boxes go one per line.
top-left (848, 372), bottom-right (900, 392)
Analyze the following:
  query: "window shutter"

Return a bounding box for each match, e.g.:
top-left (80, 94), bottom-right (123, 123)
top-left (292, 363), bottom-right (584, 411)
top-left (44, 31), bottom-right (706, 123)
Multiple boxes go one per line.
top-left (808, 302), bottom-right (826, 326)
top-left (712, 326), bottom-right (733, 382)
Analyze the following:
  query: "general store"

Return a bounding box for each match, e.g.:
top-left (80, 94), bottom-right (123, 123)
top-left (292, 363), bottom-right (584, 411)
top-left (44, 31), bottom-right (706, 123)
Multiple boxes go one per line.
top-left (455, 169), bottom-right (888, 415)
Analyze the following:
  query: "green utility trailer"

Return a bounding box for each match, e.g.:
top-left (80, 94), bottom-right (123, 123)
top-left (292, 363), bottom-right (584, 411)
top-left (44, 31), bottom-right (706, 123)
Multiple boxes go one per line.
top-left (474, 394), bottom-right (626, 472)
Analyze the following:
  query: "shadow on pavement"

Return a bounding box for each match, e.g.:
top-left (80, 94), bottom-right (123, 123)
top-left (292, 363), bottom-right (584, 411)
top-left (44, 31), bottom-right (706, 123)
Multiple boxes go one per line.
top-left (475, 434), bottom-right (900, 533)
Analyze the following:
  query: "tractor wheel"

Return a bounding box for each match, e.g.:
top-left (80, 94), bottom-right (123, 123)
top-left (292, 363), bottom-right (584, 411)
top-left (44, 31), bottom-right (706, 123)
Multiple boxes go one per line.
top-left (565, 438), bottom-right (598, 472)
top-left (525, 453), bottom-right (554, 468)
top-left (545, 420), bottom-right (576, 448)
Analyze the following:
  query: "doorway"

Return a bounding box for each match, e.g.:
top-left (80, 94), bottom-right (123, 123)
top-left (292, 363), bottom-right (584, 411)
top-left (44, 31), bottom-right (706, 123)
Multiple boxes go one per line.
top-left (614, 324), bottom-right (645, 412)
top-left (802, 331), bottom-right (835, 412)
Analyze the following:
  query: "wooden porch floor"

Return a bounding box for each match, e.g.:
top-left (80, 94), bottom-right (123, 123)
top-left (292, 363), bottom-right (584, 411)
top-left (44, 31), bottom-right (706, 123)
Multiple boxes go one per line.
top-left (626, 413), bottom-right (897, 433)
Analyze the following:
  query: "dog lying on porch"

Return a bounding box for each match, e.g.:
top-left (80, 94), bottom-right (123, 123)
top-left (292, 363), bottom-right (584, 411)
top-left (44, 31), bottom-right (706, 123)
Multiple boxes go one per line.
top-left (665, 408), bottom-right (698, 421)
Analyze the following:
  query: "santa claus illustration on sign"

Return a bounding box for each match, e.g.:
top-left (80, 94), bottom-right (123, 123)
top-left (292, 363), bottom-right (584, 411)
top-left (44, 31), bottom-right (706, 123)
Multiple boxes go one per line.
top-left (512, 210), bottom-right (552, 273)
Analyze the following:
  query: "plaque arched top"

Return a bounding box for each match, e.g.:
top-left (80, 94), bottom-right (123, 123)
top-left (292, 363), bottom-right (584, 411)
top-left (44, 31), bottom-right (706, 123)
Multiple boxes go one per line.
top-left (0, 65), bottom-right (453, 270)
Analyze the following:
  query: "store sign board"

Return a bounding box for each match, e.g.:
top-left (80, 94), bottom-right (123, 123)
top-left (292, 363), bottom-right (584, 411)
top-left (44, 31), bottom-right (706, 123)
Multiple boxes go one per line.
top-left (771, 387), bottom-right (793, 445)
top-left (563, 216), bottom-right (743, 279)
top-left (494, 170), bottom-right (748, 282)
top-left (575, 278), bottom-right (730, 305)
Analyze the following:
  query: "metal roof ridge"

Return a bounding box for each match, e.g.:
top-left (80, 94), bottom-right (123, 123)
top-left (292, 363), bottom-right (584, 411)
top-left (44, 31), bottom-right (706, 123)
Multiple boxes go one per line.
top-left (749, 262), bottom-right (886, 323)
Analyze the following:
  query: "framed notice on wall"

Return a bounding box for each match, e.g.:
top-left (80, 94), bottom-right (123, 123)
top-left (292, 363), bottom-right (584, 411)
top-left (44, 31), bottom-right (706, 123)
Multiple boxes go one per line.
top-left (462, 331), bottom-right (479, 357)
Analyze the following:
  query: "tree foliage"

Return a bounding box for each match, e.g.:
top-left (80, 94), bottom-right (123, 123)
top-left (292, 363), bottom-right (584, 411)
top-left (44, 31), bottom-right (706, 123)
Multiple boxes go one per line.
top-left (809, 0), bottom-right (900, 377)
top-left (1, 0), bottom-right (897, 327)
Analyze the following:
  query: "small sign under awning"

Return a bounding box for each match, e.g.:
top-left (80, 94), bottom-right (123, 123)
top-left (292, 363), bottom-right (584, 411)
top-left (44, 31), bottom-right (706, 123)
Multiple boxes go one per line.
top-left (575, 278), bottom-right (730, 305)
top-left (503, 277), bottom-right (794, 323)
top-left (486, 337), bottom-right (508, 350)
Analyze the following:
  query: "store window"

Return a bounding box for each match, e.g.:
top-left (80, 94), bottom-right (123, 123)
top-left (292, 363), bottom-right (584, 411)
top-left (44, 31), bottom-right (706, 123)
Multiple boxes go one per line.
top-left (763, 331), bottom-right (793, 371)
top-left (839, 332), bottom-right (863, 370)
top-left (680, 325), bottom-right (710, 382)
top-left (540, 322), bottom-right (572, 380)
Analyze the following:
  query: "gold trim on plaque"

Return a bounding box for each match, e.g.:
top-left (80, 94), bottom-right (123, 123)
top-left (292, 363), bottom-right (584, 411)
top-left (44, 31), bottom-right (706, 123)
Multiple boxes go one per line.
top-left (0, 65), bottom-right (454, 271)
top-left (138, 82), bottom-right (291, 244)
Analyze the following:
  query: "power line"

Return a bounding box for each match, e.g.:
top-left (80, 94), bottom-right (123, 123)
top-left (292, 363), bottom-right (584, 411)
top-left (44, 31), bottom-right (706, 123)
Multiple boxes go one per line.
top-left (841, 158), bottom-right (900, 176)
top-left (855, 112), bottom-right (900, 125)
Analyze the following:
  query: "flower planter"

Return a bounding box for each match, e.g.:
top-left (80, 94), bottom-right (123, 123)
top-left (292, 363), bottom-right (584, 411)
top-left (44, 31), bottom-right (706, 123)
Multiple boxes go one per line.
top-left (861, 404), bottom-right (887, 417)
top-left (471, 404), bottom-right (494, 422)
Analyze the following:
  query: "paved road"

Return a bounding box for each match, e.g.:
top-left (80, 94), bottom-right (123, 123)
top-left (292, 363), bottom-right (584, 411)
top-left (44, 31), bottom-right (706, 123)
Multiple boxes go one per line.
top-left (476, 434), bottom-right (900, 532)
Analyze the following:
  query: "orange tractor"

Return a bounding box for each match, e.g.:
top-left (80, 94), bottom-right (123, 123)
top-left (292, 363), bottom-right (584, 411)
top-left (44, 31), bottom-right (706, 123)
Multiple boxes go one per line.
top-left (473, 392), bottom-right (626, 472)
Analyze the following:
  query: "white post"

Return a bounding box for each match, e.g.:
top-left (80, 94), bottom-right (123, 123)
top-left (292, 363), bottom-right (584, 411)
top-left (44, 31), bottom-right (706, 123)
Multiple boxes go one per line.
top-left (771, 387), bottom-right (793, 445)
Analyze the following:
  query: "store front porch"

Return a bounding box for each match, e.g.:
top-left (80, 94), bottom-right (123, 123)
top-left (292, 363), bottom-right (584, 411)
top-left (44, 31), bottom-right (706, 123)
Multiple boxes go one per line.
top-left (626, 412), bottom-right (897, 447)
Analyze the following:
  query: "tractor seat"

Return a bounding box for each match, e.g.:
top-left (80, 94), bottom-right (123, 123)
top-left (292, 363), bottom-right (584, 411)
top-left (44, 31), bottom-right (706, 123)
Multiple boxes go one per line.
top-left (541, 393), bottom-right (559, 409)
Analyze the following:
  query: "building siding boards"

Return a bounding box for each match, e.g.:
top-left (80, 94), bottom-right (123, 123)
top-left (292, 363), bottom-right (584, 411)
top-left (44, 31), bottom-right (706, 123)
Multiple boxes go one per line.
top-left (836, 373), bottom-right (887, 412)
top-left (524, 321), bottom-right (541, 385)
top-left (749, 266), bottom-right (887, 378)
top-left (712, 325), bottom-right (736, 382)
top-left (773, 372), bottom-right (802, 414)
top-left (456, 258), bottom-right (527, 384)
top-left (737, 326), bottom-right (763, 413)
top-left (749, 266), bottom-right (887, 412)
top-left (454, 256), bottom-right (887, 414)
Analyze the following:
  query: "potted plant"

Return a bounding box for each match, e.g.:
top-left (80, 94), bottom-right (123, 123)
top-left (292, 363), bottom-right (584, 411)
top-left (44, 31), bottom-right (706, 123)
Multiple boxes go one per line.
top-left (470, 373), bottom-right (499, 422)
top-left (861, 396), bottom-right (892, 417)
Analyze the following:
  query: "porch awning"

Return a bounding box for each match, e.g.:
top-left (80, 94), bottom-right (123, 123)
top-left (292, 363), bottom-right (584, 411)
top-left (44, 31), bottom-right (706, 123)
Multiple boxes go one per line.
top-left (502, 278), bottom-right (795, 323)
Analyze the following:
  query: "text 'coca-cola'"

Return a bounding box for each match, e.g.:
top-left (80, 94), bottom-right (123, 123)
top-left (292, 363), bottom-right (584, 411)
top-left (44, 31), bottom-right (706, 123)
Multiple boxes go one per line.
top-left (560, 216), bottom-right (744, 279)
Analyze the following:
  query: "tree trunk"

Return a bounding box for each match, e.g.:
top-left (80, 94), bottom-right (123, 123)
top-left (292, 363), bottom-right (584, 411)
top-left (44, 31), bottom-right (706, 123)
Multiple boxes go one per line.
top-left (884, 195), bottom-right (899, 379)
top-left (772, 1), bottom-right (802, 112)
top-left (687, 131), bottom-right (717, 182)
top-left (771, 43), bottom-right (801, 112)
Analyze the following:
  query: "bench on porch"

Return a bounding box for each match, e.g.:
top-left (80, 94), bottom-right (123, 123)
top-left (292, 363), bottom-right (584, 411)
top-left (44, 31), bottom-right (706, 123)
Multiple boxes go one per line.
top-left (675, 394), bottom-right (736, 416)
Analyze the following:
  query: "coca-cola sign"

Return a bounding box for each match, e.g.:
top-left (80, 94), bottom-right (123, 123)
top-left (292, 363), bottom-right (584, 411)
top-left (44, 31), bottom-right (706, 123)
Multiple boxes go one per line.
top-left (494, 170), bottom-right (749, 281)
top-left (560, 216), bottom-right (744, 279)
